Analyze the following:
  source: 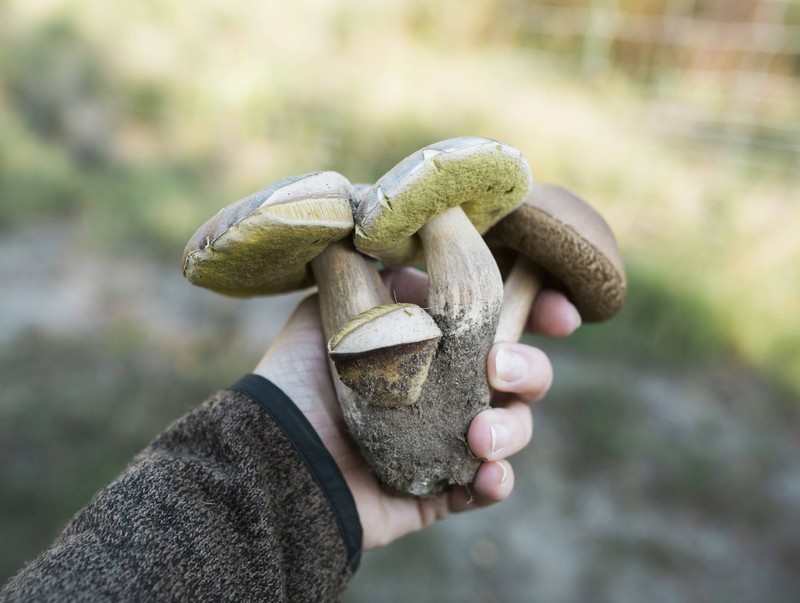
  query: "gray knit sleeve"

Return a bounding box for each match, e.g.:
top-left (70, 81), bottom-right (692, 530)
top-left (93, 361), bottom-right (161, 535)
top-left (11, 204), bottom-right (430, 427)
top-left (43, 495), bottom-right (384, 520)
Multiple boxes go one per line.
top-left (1, 375), bottom-right (362, 602)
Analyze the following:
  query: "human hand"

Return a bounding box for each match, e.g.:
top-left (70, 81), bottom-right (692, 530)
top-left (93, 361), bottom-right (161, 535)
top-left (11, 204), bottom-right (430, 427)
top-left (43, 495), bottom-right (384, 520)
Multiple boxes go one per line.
top-left (254, 267), bottom-right (580, 549)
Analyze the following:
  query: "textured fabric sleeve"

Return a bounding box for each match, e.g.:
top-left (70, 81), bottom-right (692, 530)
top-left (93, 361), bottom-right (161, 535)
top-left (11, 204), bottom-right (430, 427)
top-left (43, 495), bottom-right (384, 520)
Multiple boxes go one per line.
top-left (1, 375), bottom-right (362, 603)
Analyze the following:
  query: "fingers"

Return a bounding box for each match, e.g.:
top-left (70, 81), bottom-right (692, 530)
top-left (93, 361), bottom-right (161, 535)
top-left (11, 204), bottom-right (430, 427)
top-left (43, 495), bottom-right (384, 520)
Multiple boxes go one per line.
top-left (527, 289), bottom-right (582, 338)
top-left (446, 461), bottom-right (515, 512)
top-left (381, 267), bottom-right (429, 307)
top-left (468, 403), bottom-right (534, 461)
top-left (448, 405), bottom-right (529, 512)
top-left (487, 342), bottom-right (553, 403)
top-left (447, 340), bottom-right (554, 513)
top-left (381, 268), bottom-right (581, 340)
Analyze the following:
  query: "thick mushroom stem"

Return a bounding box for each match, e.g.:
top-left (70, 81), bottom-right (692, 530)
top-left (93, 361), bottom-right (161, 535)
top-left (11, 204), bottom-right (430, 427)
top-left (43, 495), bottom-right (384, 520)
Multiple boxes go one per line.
top-left (310, 238), bottom-right (392, 343)
top-left (494, 256), bottom-right (544, 343)
top-left (412, 205), bottom-right (504, 489)
top-left (419, 206), bottom-right (504, 333)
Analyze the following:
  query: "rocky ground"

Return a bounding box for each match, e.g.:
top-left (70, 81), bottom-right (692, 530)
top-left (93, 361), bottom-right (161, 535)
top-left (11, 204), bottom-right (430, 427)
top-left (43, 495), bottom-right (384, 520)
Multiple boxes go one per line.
top-left (2, 221), bottom-right (798, 602)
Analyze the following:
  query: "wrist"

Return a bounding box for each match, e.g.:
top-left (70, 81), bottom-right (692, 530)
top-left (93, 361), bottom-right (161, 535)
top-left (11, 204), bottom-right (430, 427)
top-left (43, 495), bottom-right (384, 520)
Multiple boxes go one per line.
top-left (230, 374), bottom-right (363, 570)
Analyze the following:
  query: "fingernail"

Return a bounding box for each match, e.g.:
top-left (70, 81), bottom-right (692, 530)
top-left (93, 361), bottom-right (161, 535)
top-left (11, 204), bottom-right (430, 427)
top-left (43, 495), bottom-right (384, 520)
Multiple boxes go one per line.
top-left (569, 305), bottom-right (582, 331)
top-left (498, 462), bottom-right (509, 485)
top-left (495, 347), bottom-right (527, 384)
top-left (490, 423), bottom-right (509, 456)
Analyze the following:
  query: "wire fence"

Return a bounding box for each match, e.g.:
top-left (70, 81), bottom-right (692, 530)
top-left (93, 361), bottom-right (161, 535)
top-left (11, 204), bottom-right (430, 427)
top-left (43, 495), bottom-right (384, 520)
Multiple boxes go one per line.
top-left (508, 0), bottom-right (800, 177)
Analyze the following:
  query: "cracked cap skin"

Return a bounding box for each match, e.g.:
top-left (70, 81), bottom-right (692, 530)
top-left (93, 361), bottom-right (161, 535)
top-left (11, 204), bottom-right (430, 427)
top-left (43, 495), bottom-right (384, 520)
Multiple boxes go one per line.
top-left (182, 171), bottom-right (355, 296)
top-left (353, 137), bottom-right (533, 266)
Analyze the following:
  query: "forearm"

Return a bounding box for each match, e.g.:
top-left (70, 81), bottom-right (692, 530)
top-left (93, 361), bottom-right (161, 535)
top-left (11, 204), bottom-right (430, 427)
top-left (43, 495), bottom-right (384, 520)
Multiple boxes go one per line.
top-left (1, 375), bottom-right (361, 603)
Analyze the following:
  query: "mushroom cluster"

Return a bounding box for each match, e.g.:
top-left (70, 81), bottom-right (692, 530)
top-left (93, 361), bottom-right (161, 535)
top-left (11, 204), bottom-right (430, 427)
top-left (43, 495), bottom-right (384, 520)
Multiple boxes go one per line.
top-left (182, 137), bottom-right (626, 497)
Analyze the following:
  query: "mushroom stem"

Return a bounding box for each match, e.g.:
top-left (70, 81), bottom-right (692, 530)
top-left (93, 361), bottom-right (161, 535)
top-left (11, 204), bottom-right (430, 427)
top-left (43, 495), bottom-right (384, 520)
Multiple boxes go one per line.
top-left (494, 256), bottom-right (545, 343)
top-left (310, 238), bottom-right (392, 342)
top-left (403, 205), bottom-right (503, 491)
top-left (419, 206), bottom-right (504, 333)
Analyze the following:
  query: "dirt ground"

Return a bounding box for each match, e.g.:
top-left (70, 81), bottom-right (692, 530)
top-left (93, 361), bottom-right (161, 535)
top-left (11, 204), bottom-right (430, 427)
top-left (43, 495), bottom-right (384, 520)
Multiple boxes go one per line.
top-left (2, 221), bottom-right (799, 602)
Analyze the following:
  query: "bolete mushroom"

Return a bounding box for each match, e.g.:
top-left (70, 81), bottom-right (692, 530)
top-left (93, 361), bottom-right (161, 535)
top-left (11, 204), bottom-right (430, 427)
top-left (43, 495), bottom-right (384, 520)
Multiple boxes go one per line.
top-left (182, 171), bottom-right (442, 409)
top-left (181, 154), bottom-right (627, 499)
top-left (486, 183), bottom-right (627, 343)
top-left (355, 137), bottom-right (531, 266)
top-left (329, 137), bottom-right (532, 496)
top-left (182, 171), bottom-right (354, 295)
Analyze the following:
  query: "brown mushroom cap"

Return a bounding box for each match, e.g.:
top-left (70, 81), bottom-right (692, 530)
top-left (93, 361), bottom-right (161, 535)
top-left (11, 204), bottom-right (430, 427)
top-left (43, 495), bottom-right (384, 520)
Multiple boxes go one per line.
top-left (485, 183), bottom-right (627, 322)
top-left (182, 171), bottom-right (354, 296)
top-left (354, 137), bottom-right (532, 265)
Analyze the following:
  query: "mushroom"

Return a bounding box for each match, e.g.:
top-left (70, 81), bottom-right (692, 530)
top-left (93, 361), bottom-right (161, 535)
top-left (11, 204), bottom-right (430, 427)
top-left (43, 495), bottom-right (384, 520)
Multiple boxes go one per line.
top-left (182, 171), bottom-right (354, 296)
top-left (355, 137), bottom-right (531, 267)
top-left (181, 156), bottom-right (626, 499)
top-left (331, 137), bottom-right (532, 496)
top-left (182, 171), bottom-right (442, 408)
top-left (486, 183), bottom-right (627, 343)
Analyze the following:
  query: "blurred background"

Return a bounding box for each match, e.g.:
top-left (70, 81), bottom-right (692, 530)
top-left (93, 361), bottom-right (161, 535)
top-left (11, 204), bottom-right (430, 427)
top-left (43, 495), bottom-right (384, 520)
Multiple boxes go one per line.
top-left (1, 0), bottom-right (798, 600)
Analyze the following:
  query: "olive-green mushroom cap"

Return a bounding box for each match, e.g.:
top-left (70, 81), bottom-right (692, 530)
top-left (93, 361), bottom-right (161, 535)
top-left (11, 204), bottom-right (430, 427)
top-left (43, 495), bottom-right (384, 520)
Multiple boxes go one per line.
top-left (354, 137), bottom-right (532, 265)
top-left (182, 171), bottom-right (355, 296)
top-left (486, 183), bottom-right (627, 322)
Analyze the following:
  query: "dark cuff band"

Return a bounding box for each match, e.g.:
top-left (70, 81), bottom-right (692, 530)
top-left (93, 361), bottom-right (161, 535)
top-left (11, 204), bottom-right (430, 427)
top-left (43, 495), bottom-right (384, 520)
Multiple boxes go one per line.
top-left (230, 374), bottom-right (362, 572)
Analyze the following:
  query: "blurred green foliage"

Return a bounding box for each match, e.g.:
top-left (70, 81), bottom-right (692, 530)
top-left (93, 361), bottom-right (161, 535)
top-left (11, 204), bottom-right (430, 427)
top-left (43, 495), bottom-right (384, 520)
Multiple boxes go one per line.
top-left (1, 0), bottom-right (796, 389)
top-left (0, 328), bottom-right (248, 577)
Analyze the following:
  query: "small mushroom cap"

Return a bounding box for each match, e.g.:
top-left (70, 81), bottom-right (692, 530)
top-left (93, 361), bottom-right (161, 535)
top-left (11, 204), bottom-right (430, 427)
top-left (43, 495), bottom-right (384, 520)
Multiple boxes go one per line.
top-left (182, 171), bottom-right (354, 296)
top-left (329, 303), bottom-right (442, 407)
top-left (354, 137), bottom-right (532, 265)
top-left (486, 183), bottom-right (627, 322)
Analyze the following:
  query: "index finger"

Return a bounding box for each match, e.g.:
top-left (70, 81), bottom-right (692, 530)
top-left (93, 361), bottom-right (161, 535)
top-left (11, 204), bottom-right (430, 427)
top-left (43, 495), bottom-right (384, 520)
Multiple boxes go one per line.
top-left (381, 267), bottom-right (429, 307)
top-left (527, 290), bottom-right (582, 338)
top-left (383, 266), bottom-right (581, 339)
